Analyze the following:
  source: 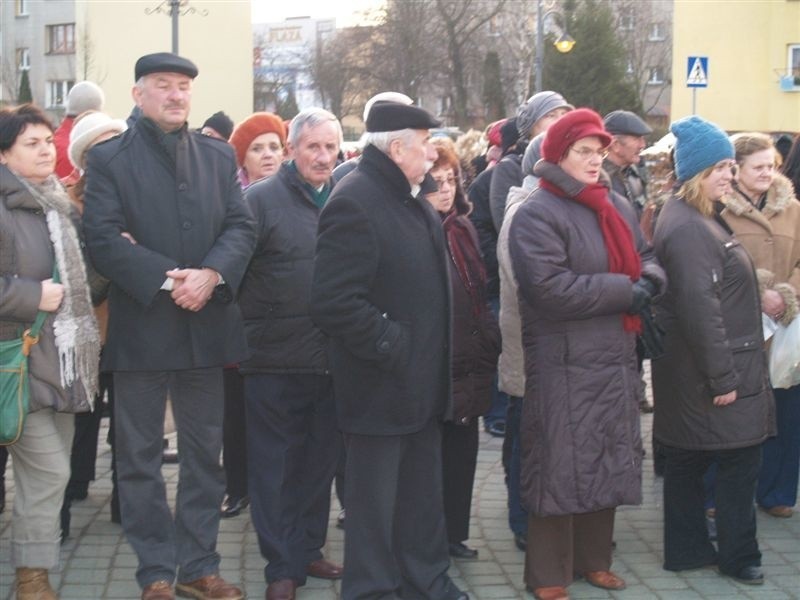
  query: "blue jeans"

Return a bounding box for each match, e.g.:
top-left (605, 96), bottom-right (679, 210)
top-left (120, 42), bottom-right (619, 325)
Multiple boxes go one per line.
top-left (662, 443), bottom-right (762, 575)
top-left (757, 385), bottom-right (800, 509)
top-left (504, 396), bottom-right (527, 535)
top-left (484, 297), bottom-right (508, 427)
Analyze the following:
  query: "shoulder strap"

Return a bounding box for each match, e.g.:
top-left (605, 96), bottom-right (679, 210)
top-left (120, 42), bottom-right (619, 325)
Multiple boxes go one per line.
top-left (28, 262), bottom-right (59, 338)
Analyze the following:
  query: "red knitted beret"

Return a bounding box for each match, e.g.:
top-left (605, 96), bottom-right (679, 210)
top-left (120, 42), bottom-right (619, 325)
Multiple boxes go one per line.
top-left (229, 112), bottom-right (286, 166)
top-left (541, 107), bottom-right (611, 163)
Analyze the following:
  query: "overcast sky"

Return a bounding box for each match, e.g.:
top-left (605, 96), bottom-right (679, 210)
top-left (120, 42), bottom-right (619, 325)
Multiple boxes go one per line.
top-left (250, 0), bottom-right (384, 26)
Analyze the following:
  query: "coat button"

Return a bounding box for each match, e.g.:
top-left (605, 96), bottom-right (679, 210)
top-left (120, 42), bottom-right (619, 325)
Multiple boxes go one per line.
top-left (471, 329), bottom-right (479, 336)
top-left (379, 341), bottom-right (390, 351)
top-left (460, 417), bottom-right (469, 425)
top-left (178, 183), bottom-right (188, 191)
top-left (182, 220), bottom-right (192, 230)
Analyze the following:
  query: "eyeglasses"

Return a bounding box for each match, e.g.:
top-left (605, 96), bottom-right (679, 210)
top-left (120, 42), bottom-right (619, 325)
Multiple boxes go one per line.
top-left (433, 176), bottom-right (457, 190)
top-left (569, 146), bottom-right (609, 161)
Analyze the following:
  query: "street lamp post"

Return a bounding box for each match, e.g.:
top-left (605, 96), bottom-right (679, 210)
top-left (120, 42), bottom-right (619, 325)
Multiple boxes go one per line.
top-left (145, 0), bottom-right (208, 54)
top-left (534, 0), bottom-right (576, 93)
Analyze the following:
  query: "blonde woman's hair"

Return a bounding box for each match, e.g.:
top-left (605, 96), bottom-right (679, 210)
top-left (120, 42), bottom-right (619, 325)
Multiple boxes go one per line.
top-left (676, 165), bottom-right (716, 217)
top-left (730, 132), bottom-right (774, 165)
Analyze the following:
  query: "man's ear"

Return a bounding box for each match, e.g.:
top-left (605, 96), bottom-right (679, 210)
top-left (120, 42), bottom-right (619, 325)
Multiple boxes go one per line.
top-left (131, 84), bottom-right (142, 107)
top-left (388, 137), bottom-right (404, 165)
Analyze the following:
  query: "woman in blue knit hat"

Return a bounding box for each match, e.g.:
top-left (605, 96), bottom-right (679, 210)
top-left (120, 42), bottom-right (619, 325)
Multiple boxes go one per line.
top-left (651, 115), bottom-right (775, 585)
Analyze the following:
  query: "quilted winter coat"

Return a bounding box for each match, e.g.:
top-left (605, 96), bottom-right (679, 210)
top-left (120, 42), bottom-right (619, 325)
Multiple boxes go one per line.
top-left (509, 161), bottom-right (665, 517)
top-left (652, 196), bottom-right (775, 450)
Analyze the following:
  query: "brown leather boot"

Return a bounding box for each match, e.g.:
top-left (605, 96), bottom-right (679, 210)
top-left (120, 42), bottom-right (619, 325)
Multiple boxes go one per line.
top-left (16, 568), bottom-right (57, 600)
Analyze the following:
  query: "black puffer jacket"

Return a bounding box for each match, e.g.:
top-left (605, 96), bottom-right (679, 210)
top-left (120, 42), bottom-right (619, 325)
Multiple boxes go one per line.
top-left (652, 196), bottom-right (775, 450)
top-left (238, 163), bottom-right (330, 374)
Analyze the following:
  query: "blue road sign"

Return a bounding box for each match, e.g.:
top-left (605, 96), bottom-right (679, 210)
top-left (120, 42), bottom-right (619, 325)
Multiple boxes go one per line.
top-left (687, 56), bottom-right (708, 88)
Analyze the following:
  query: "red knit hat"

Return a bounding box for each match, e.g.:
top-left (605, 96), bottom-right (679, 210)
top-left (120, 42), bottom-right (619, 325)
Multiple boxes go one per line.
top-left (486, 119), bottom-right (506, 147)
top-left (229, 112), bottom-right (286, 166)
top-left (541, 107), bottom-right (611, 163)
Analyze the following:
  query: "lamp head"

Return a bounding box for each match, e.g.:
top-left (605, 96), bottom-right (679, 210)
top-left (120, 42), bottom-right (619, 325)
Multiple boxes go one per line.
top-left (554, 33), bottom-right (576, 53)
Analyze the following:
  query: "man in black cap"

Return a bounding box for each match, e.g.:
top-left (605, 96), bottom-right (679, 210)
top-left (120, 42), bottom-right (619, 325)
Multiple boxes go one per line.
top-left (603, 110), bottom-right (654, 221)
top-left (200, 111), bottom-right (234, 141)
top-left (602, 110), bottom-right (655, 415)
top-left (82, 52), bottom-right (255, 600)
top-left (310, 102), bottom-right (469, 600)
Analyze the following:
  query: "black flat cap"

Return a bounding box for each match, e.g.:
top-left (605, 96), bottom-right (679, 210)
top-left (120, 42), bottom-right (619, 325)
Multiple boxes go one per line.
top-left (134, 52), bottom-right (198, 81)
top-left (603, 110), bottom-right (653, 136)
top-left (366, 102), bottom-right (442, 132)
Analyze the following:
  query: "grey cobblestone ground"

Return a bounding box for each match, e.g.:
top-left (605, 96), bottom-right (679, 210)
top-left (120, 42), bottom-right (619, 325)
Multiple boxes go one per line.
top-left (2, 381), bottom-right (799, 598)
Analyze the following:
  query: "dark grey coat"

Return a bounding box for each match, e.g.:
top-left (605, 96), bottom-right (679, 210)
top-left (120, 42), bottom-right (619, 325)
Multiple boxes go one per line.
top-left (509, 162), bottom-right (665, 517)
top-left (238, 163), bottom-right (329, 374)
top-left (0, 166), bottom-right (91, 412)
top-left (652, 196), bottom-right (775, 450)
top-left (82, 119), bottom-right (256, 371)
top-left (310, 144), bottom-right (452, 436)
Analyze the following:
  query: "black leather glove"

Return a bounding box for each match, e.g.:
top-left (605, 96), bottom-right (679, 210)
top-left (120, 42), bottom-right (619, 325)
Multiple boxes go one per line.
top-left (629, 277), bottom-right (657, 314)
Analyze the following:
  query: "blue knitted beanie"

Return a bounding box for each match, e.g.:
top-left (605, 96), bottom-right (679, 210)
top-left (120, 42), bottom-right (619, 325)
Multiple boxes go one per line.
top-left (670, 115), bottom-right (734, 182)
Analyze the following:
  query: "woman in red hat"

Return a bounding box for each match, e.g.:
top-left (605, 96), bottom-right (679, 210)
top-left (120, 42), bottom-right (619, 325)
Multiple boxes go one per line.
top-left (229, 112), bottom-right (286, 188)
top-left (508, 108), bottom-right (665, 600)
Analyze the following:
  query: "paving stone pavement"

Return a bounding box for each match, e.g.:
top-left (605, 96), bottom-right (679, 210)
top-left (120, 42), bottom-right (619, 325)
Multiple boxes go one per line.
top-left (2, 389), bottom-right (799, 599)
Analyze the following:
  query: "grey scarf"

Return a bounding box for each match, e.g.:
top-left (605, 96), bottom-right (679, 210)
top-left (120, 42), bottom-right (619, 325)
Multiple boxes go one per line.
top-left (20, 175), bottom-right (100, 406)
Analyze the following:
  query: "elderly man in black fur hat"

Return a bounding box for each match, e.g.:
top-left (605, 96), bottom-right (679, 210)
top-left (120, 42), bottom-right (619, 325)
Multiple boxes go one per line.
top-left (311, 102), bottom-right (469, 600)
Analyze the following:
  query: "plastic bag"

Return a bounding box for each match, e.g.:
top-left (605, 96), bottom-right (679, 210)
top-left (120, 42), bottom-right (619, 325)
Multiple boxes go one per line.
top-left (769, 316), bottom-right (800, 389)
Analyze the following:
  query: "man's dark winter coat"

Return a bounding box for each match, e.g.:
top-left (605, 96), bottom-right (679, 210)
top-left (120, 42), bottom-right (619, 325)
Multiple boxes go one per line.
top-left (82, 119), bottom-right (255, 371)
top-left (238, 163), bottom-right (330, 374)
top-left (310, 144), bottom-right (452, 435)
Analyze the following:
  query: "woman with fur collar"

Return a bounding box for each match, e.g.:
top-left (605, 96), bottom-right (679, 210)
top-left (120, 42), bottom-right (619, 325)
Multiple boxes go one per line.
top-left (721, 132), bottom-right (800, 520)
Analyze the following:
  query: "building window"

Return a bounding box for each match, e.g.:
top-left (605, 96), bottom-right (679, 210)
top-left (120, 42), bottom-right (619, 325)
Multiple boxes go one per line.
top-left (16, 48), bottom-right (30, 71)
top-left (46, 80), bottom-right (74, 107)
top-left (46, 23), bottom-right (76, 55)
top-left (647, 66), bottom-right (665, 86)
top-left (789, 44), bottom-right (800, 86)
top-left (15, 0), bottom-right (28, 16)
top-left (619, 10), bottom-right (634, 31)
top-left (648, 22), bottom-right (666, 42)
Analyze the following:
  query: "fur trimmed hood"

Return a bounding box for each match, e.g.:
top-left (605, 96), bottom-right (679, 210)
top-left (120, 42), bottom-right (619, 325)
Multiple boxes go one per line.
top-left (724, 172), bottom-right (797, 218)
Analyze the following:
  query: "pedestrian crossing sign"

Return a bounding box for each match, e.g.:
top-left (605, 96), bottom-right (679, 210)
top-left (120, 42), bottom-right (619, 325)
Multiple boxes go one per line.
top-left (686, 56), bottom-right (708, 88)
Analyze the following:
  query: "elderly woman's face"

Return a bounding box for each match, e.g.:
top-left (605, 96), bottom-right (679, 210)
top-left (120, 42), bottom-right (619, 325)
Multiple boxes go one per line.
top-left (702, 159), bottom-right (736, 201)
top-left (736, 148), bottom-right (775, 198)
top-left (0, 123), bottom-right (55, 184)
top-left (559, 135), bottom-right (606, 185)
top-left (425, 166), bottom-right (457, 214)
top-left (244, 132), bottom-right (284, 182)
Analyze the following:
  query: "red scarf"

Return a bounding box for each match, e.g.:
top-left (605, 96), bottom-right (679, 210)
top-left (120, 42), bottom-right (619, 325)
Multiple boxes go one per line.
top-left (540, 178), bottom-right (642, 333)
top-left (442, 212), bottom-right (487, 317)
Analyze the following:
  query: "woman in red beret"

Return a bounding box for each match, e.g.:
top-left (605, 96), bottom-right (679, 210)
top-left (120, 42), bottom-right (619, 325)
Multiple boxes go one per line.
top-left (229, 112), bottom-right (286, 188)
top-left (508, 108), bottom-right (665, 600)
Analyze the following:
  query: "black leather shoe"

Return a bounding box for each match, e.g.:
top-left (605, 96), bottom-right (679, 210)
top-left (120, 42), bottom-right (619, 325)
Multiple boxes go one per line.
top-left (161, 448), bottom-right (179, 464)
top-left (220, 495), bottom-right (250, 518)
top-left (448, 542), bottom-right (478, 559)
top-left (726, 565), bottom-right (764, 585)
top-left (514, 533), bottom-right (527, 551)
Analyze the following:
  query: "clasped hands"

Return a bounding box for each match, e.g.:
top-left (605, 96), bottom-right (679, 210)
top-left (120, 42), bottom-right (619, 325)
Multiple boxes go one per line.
top-left (167, 267), bottom-right (220, 312)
